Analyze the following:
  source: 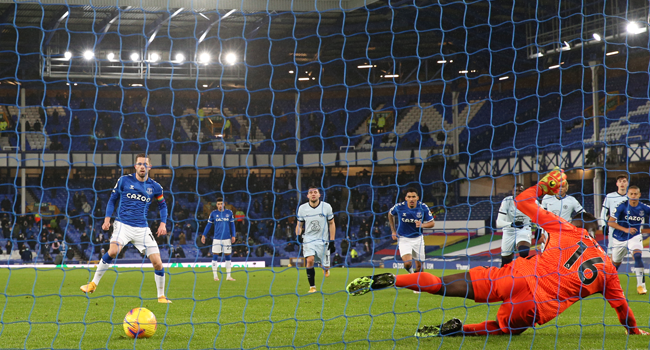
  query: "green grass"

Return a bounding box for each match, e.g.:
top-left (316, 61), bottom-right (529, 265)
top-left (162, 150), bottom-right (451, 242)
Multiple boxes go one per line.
top-left (0, 267), bottom-right (648, 349)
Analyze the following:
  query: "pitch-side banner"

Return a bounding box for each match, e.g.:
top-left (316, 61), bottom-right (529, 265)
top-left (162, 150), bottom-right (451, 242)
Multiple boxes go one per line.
top-left (3, 261), bottom-right (266, 269)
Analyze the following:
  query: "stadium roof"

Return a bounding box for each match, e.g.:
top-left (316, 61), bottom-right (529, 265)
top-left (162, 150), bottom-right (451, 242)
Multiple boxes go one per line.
top-left (0, 0), bottom-right (645, 87)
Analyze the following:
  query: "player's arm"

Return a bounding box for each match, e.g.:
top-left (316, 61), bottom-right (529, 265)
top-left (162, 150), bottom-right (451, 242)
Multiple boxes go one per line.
top-left (608, 215), bottom-right (636, 234)
top-left (605, 276), bottom-right (649, 335)
top-left (103, 177), bottom-right (122, 230)
top-left (495, 200), bottom-right (511, 228)
top-left (201, 214), bottom-right (213, 245)
top-left (295, 218), bottom-right (304, 243)
top-left (388, 208), bottom-right (397, 240)
top-left (230, 214), bottom-right (236, 243)
top-left (155, 188), bottom-right (168, 236)
top-left (600, 198), bottom-right (609, 229)
top-left (418, 205), bottom-right (435, 229)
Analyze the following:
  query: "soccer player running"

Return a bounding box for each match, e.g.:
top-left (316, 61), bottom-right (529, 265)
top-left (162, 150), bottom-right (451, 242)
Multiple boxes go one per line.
top-left (296, 187), bottom-right (335, 293)
top-left (388, 187), bottom-right (435, 278)
top-left (201, 197), bottom-right (237, 281)
top-left (607, 185), bottom-right (650, 294)
top-left (347, 168), bottom-right (648, 336)
top-left (81, 154), bottom-right (171, 303)
top-left (601, 175), bottom-right (629, 256)
top-left (496, 184), bottom-right (535, 266)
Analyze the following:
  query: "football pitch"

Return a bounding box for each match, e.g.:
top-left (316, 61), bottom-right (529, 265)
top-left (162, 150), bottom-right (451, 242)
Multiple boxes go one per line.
top-left (0, 267), bottom-right (648, 349)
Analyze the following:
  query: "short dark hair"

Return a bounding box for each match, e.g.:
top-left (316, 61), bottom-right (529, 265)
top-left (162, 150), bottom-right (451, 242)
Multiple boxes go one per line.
top-left (515, 183), bottom-right (524, 190)
top-left (216, 197), bottom-right (223, 202)
top-left (616, 175), bottom-right (628, 181)
top-left (135, 153), bottom-right (148, 161)
top-left (404, 187), bottom-right (419, 196)
top-left (629, 185), bottom-right (640, 192)
top-left (308, 187), bottom-right (320, 192)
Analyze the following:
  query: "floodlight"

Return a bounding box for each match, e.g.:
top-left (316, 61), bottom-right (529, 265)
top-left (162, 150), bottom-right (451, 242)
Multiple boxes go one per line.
top-left (64, 51), bottom-right (72, 60)
top-left (130, 52), bottom-right (140, 61)
top-left (224, 52), bottom-right (237, 65)
top-left (83, 51), bottom-right (94, 60)
top-left (199, 52), bottom-right (211, 64)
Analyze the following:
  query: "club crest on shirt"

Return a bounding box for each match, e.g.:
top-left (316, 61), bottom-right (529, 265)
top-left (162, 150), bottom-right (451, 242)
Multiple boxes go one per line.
top-left (640, 210), bottom-right (645, 217)
top-left (416, 212), bottom-right (422, 218)
top-left (307, 220), bottom-right (321, 233)
top-left (146, 187), bottom-right (153, 195)
top-left (563, 205), bottom-right (568, 209)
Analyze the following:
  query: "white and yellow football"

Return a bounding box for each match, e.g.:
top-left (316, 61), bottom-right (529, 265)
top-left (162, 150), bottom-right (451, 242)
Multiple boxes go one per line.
top-left (123, 307), bottom-right (157, 339)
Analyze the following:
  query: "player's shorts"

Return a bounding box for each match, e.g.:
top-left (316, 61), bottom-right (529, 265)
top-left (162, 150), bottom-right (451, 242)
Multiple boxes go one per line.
top-left (212, 239), bottom-right (232, 254)
top-left (610, 234), bottom-right (644, 263)
top-left (469, 264), bottom-right (537, 334)
top-left (111, 221), bottom-right (160, 257)
top-left (303, 242), bottom-right (330, 268)
top-left (501, 227), bottom-right (532, 256)
top-left (398, 236), bottom-right (425, 261)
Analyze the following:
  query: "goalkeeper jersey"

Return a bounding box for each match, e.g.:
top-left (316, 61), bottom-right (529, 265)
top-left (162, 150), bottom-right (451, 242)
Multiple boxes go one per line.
top-left (511, 186), bottom-right (627, 326)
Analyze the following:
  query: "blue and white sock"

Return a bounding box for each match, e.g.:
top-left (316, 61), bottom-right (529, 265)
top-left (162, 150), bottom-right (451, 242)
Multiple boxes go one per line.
top-left (92, 253), bottom-right (114, 285)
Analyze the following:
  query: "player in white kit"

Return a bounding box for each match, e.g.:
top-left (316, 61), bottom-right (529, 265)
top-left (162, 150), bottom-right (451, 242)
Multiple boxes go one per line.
top-left (601, 175), bottom-right (628, 257)
top-left (296, 187), bottom-right (336, 293)
top-left (541, 182), bottom-right (585, 222)
top-left (496, 183), bottom-right (536, 266)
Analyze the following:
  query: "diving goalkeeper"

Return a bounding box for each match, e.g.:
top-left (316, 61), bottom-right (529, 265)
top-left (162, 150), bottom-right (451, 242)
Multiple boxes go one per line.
top-left (347, 168), bottom-right (648, 337)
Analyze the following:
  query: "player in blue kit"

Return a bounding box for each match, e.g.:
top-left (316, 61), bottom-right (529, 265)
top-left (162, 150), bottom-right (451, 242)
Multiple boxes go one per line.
top-left (607, 185), bottom-right (650, 295)
top-left (388, 188), bottom-right (435, 280)
top-left (81, 154), bottom-right (171, 303)
top-left (201, 198), bottom-right (236, 281)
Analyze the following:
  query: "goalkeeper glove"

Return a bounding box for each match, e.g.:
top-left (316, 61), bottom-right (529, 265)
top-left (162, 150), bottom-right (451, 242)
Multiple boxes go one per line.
top-left (511, 221), bottom-right (525, 229)
top-left (538, 166), bottom-right (567, 196)
top-left (328, 241), bottom-right (336, 254)
top-left (297, 235), bottom-right (303, 244)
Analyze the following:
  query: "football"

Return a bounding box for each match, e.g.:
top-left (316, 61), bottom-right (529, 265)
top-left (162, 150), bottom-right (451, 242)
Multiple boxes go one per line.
top-left (123, 307), bottom-right (157, 339)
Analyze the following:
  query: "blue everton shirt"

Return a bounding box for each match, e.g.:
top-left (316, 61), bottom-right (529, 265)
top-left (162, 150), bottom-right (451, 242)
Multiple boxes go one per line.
top-left (106, 174), bottom-right (167, 228)
top-left (389, 201), bottom-right (434, 238)
top-left (611, 200), bottom-right (650, 241)
top-left (202, 209), bottom-right (236, 240)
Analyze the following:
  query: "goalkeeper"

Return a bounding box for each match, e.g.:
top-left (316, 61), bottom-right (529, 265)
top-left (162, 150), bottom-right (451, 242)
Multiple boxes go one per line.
top-left (347, 168), bottom-right (648, 337)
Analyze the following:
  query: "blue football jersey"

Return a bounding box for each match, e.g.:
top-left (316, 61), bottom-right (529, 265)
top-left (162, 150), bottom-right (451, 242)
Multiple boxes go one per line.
top-left (106, 174), bottom-right (168, 228)
top-left (611, 200), bottom-right (650, 241)
top-left (389, 201), bottom-right (434, 238)
top-left (203, 209), bottom-right (236, 240)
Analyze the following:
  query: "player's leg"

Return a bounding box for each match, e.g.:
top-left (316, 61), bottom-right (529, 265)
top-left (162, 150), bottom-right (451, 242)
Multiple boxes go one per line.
top-left (305, 255), bottom-right (316, 293)
top-left (148, 253), bottom-right (170, 303)
top-left (398, 237), bottom-right (416, 273)
top-left (630, 235), bottom-right (646, 294)
top-left (321, 245), bottom-right (331, 277)
top-left (501, 230), bottom-right (515, 266)
top-left (347, 270), bottom-right (474, 298)
top-left (81, 222), bottom-right (127, 293)
top-left (413, 236), bottom-right (425, 273)
top-left (140, 230), bottom-right (170, 303)
top-left (211, 240), bottom-right (223, 281)
top-left (223, 239), bottom-right (235, 281)
top-left (515, 228), bottom-right (532, 259)
top-left (609, 239), bottom-right (627, 270)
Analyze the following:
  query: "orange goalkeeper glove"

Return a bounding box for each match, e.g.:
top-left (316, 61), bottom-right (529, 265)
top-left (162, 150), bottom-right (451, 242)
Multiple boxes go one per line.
top-left (538, 167), bottom-right (567, 196)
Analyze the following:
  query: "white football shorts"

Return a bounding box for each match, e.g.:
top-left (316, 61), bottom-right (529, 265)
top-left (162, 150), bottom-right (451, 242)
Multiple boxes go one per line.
top-left (501, 227), bottom-right (532, 256)
top-left (111, 221), bottom-right (160, 257)
top-left (212, 239), bottom-right (232, 254)
top-left (398, 236), bottom-right (425, 261)
top-left (303, 242), bottom-right (330, 268)
top-left (610, 234), bottom-right (643, 264)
